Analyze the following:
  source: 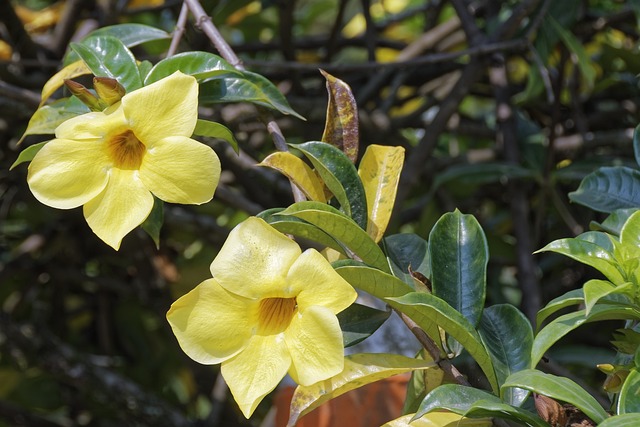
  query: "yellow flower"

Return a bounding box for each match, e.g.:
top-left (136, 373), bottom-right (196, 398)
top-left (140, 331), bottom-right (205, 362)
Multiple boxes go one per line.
top-left (167, 217), bottom-right (357, 418)
top-left (27, 71), bottom-right (220, 249)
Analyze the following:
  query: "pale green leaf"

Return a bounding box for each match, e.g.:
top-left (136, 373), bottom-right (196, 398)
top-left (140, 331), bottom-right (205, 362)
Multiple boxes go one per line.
top-left (259, 152), bottom-right (326, 202)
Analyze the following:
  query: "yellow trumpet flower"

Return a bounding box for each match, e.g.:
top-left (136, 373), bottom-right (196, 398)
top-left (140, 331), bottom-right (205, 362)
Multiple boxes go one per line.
top-left (167, 217), bottom-right (357, 418)
top-left (27, 71), bottom-right (220, 249)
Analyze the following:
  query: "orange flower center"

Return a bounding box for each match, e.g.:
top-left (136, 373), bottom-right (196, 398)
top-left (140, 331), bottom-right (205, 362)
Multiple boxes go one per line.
top-left (107, 129), bottom-right (145, 169)
top-left (257, 297), bottom-right (297, 335)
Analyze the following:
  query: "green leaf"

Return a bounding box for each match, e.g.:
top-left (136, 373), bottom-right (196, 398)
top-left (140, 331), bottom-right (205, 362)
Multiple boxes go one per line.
top-left (478, 304), bottom-right (533, 406)
top-left (584, 280), bottom-right (633, 316)
top-left (598, 413), bottom-right (640, 427)
top-left (634, 124), bottom-right (640, 168)
top-left (287, 353), bottom-right (437, 427)
top-left (199, 71), bottom-right (304, 119)
top-left (590, 209), bottom-right (639, 236)
top-left (279, 201), bottom-right (386, 270)
top-left (618, 369), bottom-right (640, 414)
top-left (320, 69), bottom-right (359, 162)
top-left (532, 305), bottom-right (640, 366)
top-left (536, 237), bottom-right (625, 285)
top-left (294, 141), bottom-right (368, 230)
top-left (502, 369), bottom-right (609, 424)
top-left (259, 152), bottom-right (327, 202)
top-left (384, 233), bottom-right (430, 287)
top-left (415, 384), bottom-right (500, 418)
top-left (619, 210), bottom-right (640, 254)
top-left (358, 145), bottom-right (405, 242)
top-left (19, 97), bottom-right (89, 143)
top-left (429, 210), bottom-right (487, 327)
top-left (535, 289), bottom-right (584, 330)
top-left (388, 292), bottom-right (499, 393)
top-left (70, 36), bottom-right (142, 92)
top-left (144, 51), bottom-right (241, 85)
top-left (85, 24), bottom-right (170, 48)
top-left (569, 166), bottom-right (640, 213)
top-left (464, 400), bottom-right (548, 427)
top-left (193, 119), bottom-right (239, 153)
top-left (10, 141), bottom-right (48, 170)
top-left (387, 412), bottom-right (492, 426)
top-left (141, 198), bottom-right (163, 249)
top-left (337, 303), bottom-right (391, 347)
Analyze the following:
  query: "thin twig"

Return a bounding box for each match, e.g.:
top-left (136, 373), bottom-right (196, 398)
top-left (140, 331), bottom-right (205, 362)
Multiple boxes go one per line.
top-left (166, 2), bottom-right (189, 58)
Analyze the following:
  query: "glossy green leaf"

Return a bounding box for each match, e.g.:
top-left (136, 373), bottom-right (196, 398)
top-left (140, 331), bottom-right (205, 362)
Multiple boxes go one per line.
top-left (478, 304), bottom-right (533, 406)
top-left (619, 210), bottom-right (640, 255)
top-left (141, 198), bottom-right (163, 249)
top-left (535, 289), bottom-right (583, 331)
top-left (337, 303), bottom-right (391, 347)
top-left (464, 400), bottom-right (548, 427)
top-left (532, 305), bottom-right (640, 366)
top-left (199, 71), bottom-right (304, 119)
top-left (84, 24), bottom-right (170, 48)
top-left (388, 292), bottom-right (499, 393)
top-left (320, 69), bottom-right (359, 163)
top-left (569, 166), bottom-right (640, 213)
top-left (502, 369), bottom-right (608, 423)
top-left (358, 145), bottom-right (405, 242)
top-left (577, 230), bottom-right (617, 252)
top-left (387, 412), bottom-right (492, 427)
top-left (144, 51), bottom-right (241, 84)
top-left (259, 152), bottom-right (327, 202)
top-left (384, 233), bottom-right (430, 287)
top-left (591, 208), bottom-right (639, 236)
top-left (10, 141), bottom-right (48, 170)
top-left (415, 384), bottom-right (500, 418)
top-left (294, 141), bottom-right (368, 230)
top-left (536, 238), bottom-right (625, 285)
top-left (334, 263), bottom-right (413, 299)
top-left (287, 353), bottom-right (437, 427)
top-left (19, 97), bottom-right (89, 143)
top-left (428, 210), bottom-right (487, 328)
top-left (193, 119), bottom-right (239, 153)
top-left (279, 202), bottom-right (386, 270)
top-left (70, 36), bottom-right (142, 92)
top-left (618, 369), bottom-right (640, 414)
top-left (598, 413), bottom-right (640, 427)
top-left (584, 280), bottom-right (633, 316)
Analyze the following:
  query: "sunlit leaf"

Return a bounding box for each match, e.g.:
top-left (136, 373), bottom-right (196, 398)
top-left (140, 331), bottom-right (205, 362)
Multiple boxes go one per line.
top-left (294, 141), bottom-right (368, 230)
top-left (385, 411), bottom-right (491, 427)
top-left (535, 289), bottom-right (583, 331)
top-left (40, 60), bottom-right (92, 106)
top-left (259, 152), bottom-right (327, 202)
top-left (320, 69), bottom-right (359, 162)
top-left (19, 97), bottom-right (89, 143)
top-left (280, 201), bottom-right (386, 271)
top-left (287, 353), bottom-right (437, 427)
top-left (598, 413), bottom-right (640, 427)
top-left (503, 370), bottom-right (609, 424)
top-left (193, 119), bottom-right (239, 153)
top-left (387, 292), bottom-right (499, 393)
top-left (583, 280), bottom-right (632, 316)
top-left (144, 51), bottom-right (241, 84)
top-left (10, 141), bottom-right (48, 170)
top-left (358, 145), bottom-right (405, 242)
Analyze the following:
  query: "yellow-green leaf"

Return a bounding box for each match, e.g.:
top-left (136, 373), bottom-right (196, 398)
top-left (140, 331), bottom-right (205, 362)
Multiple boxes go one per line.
top-left (259, 152), bottom-right (327, 202)
top-left (287, 353), bottom-right (437, 427)
top-left (40, 60), bottom-right (92, 106)
top-left (320, 69), bottom-right (359, 163)
top-left (358, 145), bottom-right (405, 242)
top-left (384, 412), bottom-right (492, 427)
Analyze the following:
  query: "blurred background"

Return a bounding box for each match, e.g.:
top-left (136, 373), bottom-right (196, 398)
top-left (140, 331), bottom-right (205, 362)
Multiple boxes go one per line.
top-left (1, 0), bottom-right (639, 425)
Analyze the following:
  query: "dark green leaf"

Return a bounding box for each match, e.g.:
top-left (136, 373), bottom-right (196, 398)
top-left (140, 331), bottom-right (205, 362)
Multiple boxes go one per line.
top-left (591, 209), bottom-right (639, 236)
top-left (144, 52), bottom-right (241, 84)
top-left (293, 141), bottom-right (368, 230)
top-left (479, 304), bottom-right (533, 406)
top-left (464, 400), bottom-right (548, 427)
top-left (193, 119), bottom-right (239, 153)
top-left (428, 210), bottom-right (487, 327)
top-left (503, 369), bottom-right (609, 423)
top-left (141, 198), bottom-right (163, 249)
top-left (415, 384), bottom-right (500, 418)
top-left (70, 36), bottom-right (142, 92)
top-left (569, 166), bottom-right (640, 213)
top-left (618, 369), bottom-right (640, 414)
top-left (337, 303), bottom-right (391, 347)
top-left (384, 233), bottom-right (430, 287)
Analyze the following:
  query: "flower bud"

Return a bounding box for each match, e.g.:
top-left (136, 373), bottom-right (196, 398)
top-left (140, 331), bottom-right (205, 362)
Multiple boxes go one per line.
top-left (93, 77), bottom-right (126, 106)
top-left (64, 79), bottom-right (106, 111)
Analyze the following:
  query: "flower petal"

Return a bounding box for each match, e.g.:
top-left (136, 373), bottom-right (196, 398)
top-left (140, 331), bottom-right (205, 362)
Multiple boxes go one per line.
top-left (139, 136), bottom-right (220, 204)
top-left (287, 249), bottom-right (357, 314)
top-left (210, 217), bottom-right (301, 299)
top-left (285, 305), bottom-right (344, 386)
top-left (83, 169), bottom-right (154, 249)
top-left (167, 278), bottom-right (256, 365)
top-left (221, 334), bottom-right (291, 418)
top-left (123, 71), bottom-right (198, 145)
top-left (55, 105), bottom-right (126, 140)
top-left (27, 138), bottom-right (110, 209)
